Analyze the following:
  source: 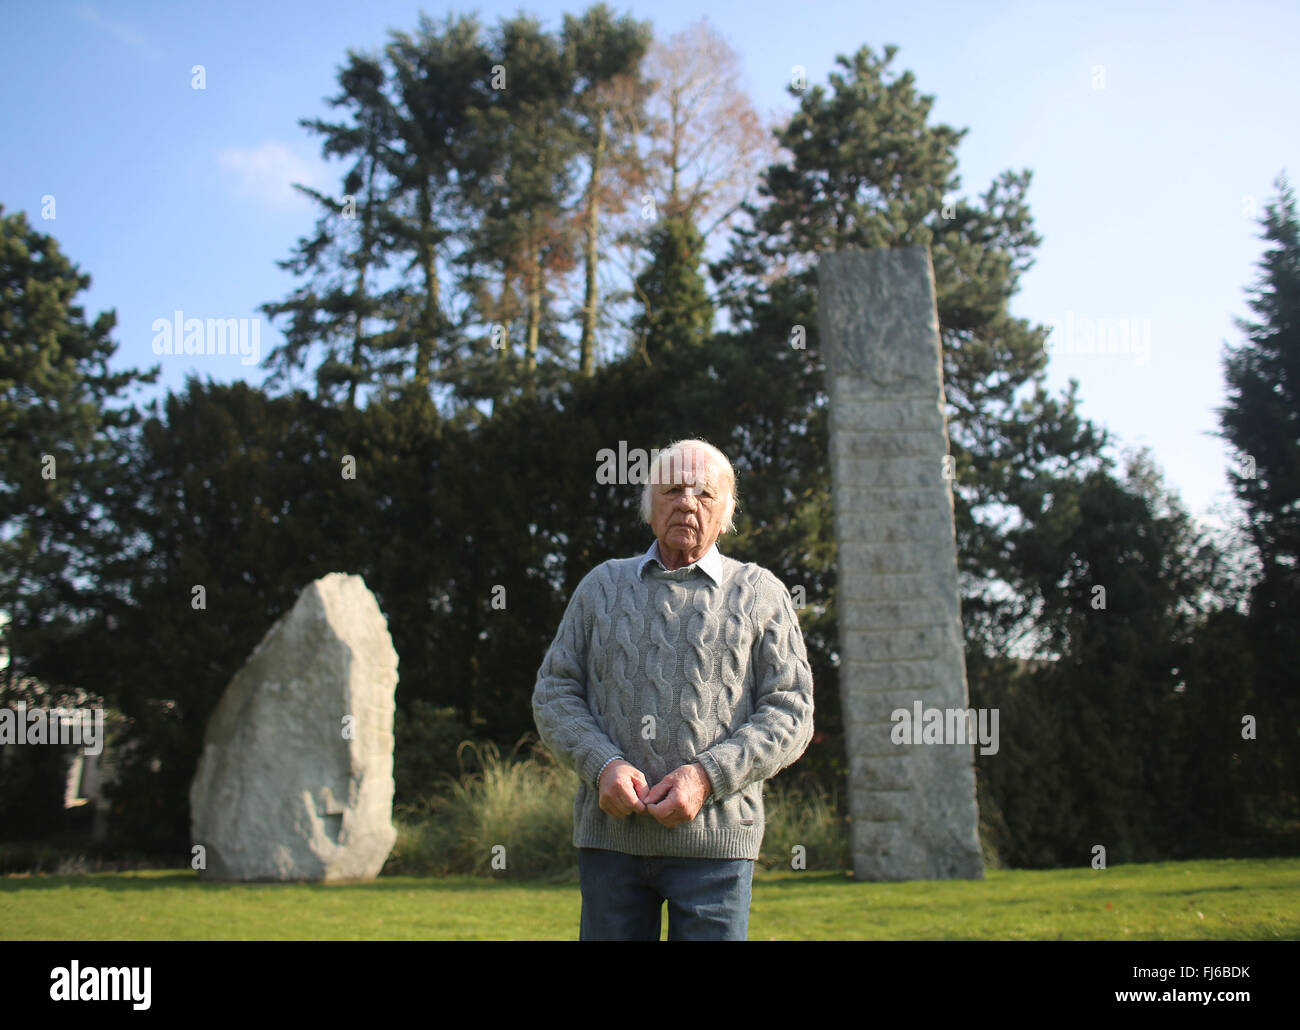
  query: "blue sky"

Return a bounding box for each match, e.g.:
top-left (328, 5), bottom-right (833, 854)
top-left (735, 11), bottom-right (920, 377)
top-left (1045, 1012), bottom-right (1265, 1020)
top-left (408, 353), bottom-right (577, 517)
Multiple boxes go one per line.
top-left (3, 0), bottom-right (1297, 528)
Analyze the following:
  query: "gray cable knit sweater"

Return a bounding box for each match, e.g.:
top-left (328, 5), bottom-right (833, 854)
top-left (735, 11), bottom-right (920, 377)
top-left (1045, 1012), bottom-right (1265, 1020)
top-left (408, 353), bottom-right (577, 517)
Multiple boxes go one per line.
top-left (531, 548), bottom-right (815, 860)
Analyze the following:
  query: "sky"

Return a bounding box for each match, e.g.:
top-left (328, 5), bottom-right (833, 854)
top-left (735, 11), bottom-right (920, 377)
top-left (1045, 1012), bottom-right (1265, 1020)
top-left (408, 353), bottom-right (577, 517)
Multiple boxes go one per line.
top-left (2, 0), bottom-right (1297, 530)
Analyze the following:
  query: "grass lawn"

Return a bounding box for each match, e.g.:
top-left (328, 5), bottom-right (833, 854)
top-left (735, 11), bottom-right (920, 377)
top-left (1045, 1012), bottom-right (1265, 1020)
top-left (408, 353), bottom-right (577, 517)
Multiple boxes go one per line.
top-left (2, 857), bottom-right (1297, 941)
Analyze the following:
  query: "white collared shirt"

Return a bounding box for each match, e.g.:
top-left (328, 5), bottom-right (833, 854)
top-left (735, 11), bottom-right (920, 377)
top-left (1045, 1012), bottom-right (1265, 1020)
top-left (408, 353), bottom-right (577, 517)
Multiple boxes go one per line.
top-left (636, 539), bottom-right (723, 585)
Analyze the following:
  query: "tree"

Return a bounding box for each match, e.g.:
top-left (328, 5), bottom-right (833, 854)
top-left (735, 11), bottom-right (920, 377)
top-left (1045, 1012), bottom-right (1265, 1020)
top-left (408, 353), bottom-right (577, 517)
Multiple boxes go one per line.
top-left (640, 19), bottom-right (777, 242)
top-left (607, 19), bottom-right (775, 370)
top-left (0, 208), bottom-right (156, 841)
top-left (1220, 176), bottom-right (1300, 587)
top-left (562, 4), bottom-right (653, 376)
top-left (631, 215), bottom-right (712, 361)
top-left (385, 13), bottom-right (495, 409)
top-left (261, 51), bottom-right (405, 409)
top-left (0, 206), bottom-right (156, 694)
top-left (456, 14), bottom-right (583, 396)
top-left (1217, 174), bottom-right (1300, 815)
top-left (980, 451), bottom-right (1216, 864)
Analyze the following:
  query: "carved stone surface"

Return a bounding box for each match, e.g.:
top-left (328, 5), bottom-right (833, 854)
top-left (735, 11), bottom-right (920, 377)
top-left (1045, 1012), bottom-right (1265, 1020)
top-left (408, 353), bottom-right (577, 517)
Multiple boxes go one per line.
top-left (818, 246), bottom-right (944, 388)
top-left (817, 245), bottom-right (984, 881)
top-left (189, 573), bottom-right (398, 881)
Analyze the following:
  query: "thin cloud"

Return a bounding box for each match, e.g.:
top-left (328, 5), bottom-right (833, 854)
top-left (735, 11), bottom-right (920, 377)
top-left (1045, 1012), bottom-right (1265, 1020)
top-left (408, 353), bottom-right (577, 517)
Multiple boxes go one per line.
top-left (75, 4), bottom-right (160, 59)
top-left (217, 142), bottom-right (330, 213)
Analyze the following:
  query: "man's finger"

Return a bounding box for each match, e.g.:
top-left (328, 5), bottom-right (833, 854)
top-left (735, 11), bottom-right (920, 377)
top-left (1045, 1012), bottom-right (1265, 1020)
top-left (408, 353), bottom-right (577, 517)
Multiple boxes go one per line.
top-left (646, 786), bottom-right (679, 813)
top-left (647, 792), bottom-right (682, 827)
top-left (621, 783), bottom-right (646, 813)
top-left (642, 779), bottom-right (670, 805)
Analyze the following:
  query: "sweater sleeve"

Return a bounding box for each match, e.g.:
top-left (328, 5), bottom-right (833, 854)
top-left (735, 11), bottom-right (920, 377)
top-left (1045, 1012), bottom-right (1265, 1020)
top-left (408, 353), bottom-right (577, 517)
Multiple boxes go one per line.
top-left (693, 573), bottom-right (815, 800)
top-left (531, 568), bottom-right (626, 790)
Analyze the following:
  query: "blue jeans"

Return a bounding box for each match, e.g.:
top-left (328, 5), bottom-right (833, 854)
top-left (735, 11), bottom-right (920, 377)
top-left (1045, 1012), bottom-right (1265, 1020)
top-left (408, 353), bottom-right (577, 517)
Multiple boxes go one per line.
top-left (577, 848), bottom-right (755, 941)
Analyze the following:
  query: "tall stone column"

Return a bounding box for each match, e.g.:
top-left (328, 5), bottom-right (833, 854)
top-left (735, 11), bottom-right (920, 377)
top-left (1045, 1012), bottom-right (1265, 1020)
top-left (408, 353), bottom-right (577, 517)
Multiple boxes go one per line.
top-left (817, 245), bottom-right (984, 881)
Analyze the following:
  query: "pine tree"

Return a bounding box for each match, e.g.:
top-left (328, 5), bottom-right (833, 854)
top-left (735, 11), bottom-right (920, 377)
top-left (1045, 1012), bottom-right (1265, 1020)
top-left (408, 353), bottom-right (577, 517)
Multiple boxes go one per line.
top-left (1220, 176), bottom-right (1300, 588)
top-left (631, 215), bottom-right (712, 361)
top-left (0, 207), bottom-right (156, 696)
top-left (456, 14), bottom-right (583, 398)
top-left (261, 51), bottom-right (404, 409)
top-left (1218, 174), bottom-right (1300, 815)
top-left (385, 13), bottom-right (495, 410)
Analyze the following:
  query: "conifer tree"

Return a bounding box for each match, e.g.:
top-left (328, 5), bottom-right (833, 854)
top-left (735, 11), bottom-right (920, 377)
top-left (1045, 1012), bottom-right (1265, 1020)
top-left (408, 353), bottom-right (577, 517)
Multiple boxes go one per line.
top-left (261, 52), bottom-right (403, 409)
top-left (0, 207), bottom-right (156, 695)
top-left (1218, 175), bottom-right (1300, 810)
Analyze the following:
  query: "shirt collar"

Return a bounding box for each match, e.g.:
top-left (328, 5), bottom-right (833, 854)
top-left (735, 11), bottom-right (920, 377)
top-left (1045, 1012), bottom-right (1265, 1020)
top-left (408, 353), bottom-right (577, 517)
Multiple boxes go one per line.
top-left (637, 539), bottom-right (723, 584)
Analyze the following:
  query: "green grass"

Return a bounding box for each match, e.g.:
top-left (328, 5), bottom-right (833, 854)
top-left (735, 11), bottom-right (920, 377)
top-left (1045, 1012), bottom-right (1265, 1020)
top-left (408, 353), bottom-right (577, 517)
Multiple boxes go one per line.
top-left (749, 858), bottom-right (1300, 940)
top-left (3, 857), bottom-right (1297, 940)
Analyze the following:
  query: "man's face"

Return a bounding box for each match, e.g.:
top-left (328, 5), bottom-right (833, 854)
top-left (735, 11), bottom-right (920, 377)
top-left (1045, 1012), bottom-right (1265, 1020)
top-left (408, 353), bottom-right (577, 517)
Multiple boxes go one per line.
top-left (648, 447), bottom-right (731, 560)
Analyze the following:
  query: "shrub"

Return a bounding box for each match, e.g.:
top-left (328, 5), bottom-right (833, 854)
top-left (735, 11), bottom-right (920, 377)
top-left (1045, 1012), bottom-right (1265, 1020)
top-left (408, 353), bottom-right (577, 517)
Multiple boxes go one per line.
top-left (385, 741), bottom-right (578, 879)
top-left (758, 778), bottom-right (850, 871)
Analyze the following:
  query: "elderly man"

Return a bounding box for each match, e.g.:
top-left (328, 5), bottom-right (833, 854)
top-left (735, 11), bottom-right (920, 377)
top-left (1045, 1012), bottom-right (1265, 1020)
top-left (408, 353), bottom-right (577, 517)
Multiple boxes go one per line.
top-left (532, 439), bottom-right (815, 940)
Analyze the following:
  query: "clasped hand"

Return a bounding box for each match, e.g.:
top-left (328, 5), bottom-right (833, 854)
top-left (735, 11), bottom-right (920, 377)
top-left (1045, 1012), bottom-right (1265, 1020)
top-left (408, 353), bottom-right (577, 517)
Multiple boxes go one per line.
top-left (598, 759), bottom-right (712, 828)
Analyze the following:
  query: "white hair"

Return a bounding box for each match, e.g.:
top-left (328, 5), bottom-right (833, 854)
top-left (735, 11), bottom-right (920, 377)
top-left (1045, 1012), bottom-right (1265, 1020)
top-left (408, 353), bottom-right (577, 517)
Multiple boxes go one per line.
top-left (640, 439), bottom-right (738, 534)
